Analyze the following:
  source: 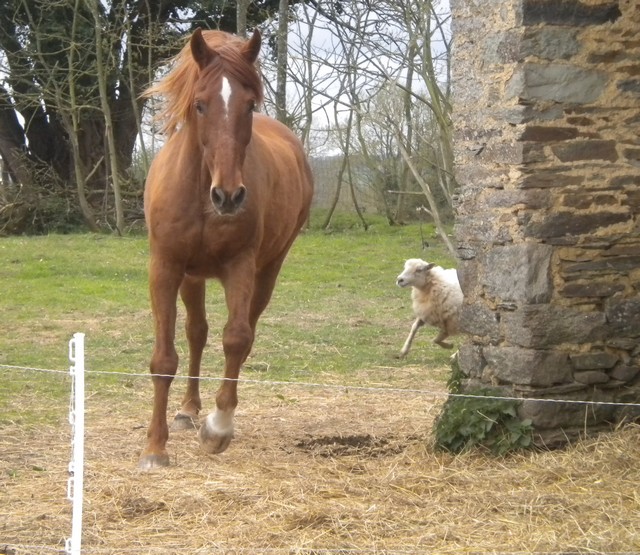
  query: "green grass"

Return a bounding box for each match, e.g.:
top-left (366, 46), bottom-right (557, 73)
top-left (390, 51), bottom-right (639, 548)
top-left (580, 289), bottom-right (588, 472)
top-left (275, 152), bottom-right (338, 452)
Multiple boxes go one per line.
top-left (0, 213), bottom-right (457, 424)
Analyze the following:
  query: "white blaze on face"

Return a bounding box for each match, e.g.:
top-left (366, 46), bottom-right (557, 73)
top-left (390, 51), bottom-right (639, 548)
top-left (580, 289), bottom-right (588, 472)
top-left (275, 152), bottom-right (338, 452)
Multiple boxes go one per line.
top-left (220, 76), bottom-right (232, 117)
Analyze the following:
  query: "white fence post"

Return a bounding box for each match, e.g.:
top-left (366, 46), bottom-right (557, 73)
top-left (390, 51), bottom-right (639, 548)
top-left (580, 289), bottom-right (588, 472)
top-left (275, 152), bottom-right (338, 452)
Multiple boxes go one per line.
top-left (66, 333), bottom-right (86, 555)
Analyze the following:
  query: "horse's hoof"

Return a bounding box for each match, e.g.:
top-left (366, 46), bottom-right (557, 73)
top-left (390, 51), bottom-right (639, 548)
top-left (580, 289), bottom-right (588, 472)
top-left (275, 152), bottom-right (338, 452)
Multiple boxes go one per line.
top-left (138, 453), bottom-right (170, 471)
top-left (198, 423), bottom-right (233, 454)
top-left (198, 411), bottom-right (234, 455)
top-left (171, 412), bottom-right (198, 431)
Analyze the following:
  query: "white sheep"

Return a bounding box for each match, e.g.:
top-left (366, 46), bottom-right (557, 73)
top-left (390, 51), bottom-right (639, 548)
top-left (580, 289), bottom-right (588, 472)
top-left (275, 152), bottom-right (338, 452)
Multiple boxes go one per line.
top-left (396, 258), bottom-right (463, 357)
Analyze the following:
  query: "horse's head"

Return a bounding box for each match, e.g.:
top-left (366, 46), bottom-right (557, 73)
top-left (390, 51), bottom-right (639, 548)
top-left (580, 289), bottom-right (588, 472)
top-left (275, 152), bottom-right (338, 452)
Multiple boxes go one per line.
top-left (190, 28), bottom-right (262, 216)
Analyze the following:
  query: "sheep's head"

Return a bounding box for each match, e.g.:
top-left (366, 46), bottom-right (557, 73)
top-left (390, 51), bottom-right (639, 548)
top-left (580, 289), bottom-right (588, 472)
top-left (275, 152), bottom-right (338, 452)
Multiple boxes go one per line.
top-left (396, 258), bottom-right (436, 288)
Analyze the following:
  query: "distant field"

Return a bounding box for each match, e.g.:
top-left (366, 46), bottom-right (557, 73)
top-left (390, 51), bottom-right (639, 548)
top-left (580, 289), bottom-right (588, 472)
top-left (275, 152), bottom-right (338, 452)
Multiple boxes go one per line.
top-left (0, 215), bottom-right (455, 424)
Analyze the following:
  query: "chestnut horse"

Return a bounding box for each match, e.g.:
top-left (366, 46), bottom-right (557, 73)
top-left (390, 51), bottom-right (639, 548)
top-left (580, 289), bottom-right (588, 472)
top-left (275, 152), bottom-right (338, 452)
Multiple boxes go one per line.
top-left (139, 28), bottom-right (313, 470)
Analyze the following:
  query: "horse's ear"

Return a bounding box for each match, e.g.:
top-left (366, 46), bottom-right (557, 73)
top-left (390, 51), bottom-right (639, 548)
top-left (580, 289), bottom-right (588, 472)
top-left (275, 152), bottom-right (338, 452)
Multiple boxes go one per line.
top-left (242, 29), bottom-right (261, 64)
top-left (191, 28), bottom-right (216, 69)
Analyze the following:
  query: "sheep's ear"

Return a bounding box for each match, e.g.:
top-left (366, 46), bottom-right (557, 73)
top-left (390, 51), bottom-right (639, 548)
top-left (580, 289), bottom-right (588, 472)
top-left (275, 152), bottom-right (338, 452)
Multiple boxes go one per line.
top-left (424, 262), bottom-right (436, 272)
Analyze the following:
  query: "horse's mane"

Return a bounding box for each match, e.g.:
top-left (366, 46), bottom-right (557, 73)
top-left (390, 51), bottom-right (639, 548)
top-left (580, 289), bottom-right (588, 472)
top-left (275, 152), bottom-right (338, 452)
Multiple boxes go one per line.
top-left (145, 30), bottom-right (264, 136)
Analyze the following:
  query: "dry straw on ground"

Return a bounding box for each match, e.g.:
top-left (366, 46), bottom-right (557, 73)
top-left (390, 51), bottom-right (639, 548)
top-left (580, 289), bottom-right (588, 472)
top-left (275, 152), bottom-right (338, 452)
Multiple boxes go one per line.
top-left (2, 372), bottom-right (639, 554)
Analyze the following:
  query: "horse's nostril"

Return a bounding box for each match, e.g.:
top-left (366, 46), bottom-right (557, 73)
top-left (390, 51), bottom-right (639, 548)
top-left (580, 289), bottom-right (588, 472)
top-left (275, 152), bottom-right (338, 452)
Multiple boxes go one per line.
top-left (231, 186), bottom-right (246, 207)
top-left (211, 187), bottom-right (226, 207)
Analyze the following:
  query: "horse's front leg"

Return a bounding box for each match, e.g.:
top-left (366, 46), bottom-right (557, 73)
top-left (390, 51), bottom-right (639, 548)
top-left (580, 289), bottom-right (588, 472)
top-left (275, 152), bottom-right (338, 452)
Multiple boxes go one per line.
top-left (199, 262), bottom-right (255, 455)
top-left (172, 276), bottom-right (208, 430)
top-left (139, 261), bottom-right (183, 470)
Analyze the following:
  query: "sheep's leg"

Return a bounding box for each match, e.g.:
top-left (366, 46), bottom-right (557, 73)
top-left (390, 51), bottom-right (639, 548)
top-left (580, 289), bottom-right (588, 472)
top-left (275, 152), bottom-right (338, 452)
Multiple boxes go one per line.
top-left (434, 329), bottom-right (454, 349)
top-left (399, 318), bottom-right (424, 358)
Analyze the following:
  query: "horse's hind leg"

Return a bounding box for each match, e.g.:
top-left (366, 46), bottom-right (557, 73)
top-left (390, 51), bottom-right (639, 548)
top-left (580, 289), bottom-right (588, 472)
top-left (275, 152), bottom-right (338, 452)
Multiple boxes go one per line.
top-left (172, 276), bottom-right (208, 431)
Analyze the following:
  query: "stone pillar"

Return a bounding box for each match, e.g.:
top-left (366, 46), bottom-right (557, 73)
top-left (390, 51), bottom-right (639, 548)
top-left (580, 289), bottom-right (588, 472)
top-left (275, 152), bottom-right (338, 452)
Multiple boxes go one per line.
top-left (451, 0), bottom-right (640, 446)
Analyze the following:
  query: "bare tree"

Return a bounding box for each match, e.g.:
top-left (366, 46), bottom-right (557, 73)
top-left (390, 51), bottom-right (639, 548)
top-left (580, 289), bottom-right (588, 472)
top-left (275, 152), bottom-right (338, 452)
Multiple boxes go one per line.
top-left (88, 0), bottom-right (125, 234)
top-left (0, 0), bottom-right (288, 234)
top-left (275, 0), bottom-right (290, 123)
top-left (283, 0), bottom-right (455, 250)
top-left (66, 0), bottom-right (99, 231)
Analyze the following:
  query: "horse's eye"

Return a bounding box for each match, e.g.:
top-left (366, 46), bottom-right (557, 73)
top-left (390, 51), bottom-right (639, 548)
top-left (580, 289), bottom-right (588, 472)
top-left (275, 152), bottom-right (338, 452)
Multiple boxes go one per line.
top-left (248, 101), bottom-right (256, 114)
top-left (195, 100), bottom-right (204, 115)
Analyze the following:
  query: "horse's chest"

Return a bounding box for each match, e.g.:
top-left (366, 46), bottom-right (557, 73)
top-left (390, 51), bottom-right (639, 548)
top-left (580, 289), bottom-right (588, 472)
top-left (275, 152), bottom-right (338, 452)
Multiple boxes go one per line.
top-left (184, 220), bottom-right (259, 277)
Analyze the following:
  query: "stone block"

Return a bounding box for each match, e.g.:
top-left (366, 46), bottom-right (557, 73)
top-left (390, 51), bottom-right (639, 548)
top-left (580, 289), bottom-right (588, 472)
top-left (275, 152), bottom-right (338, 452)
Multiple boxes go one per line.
top-left (566, 116), bottom-right (594, 126)
top-left (486, 189), bottom-right (552, 210)
top-left (483, 29), bottom-right (522, 65)
top-left (618, 78), bottom-right (640, 96)
top-left (499, 104), bottom-right (564, 124)
top-left (522, 0), bottom-right (621, 26)
top-left (482, 243), bottom-right (553, 303)
top-left (560, 193), bottom-right (619, 209)
top-left (607, 338), bottom-right (640, 351)
top-left (552, 140), bottom-right (618, 162)
top-left (501, 305), bottom-right (608, 348)
top-left (598, 379), bottom-right (628, 390)
top-left (507, 62), bottom-right (608, 104)
top-left (574, 370), bottom-right (610, 384)
top-left (521, 143), bottom-right (549, 163)
top-left (456, 258), bottom-right (479, 295)
top-left (481, 141), bottom-right (525, 165)
top-left (610, 365), bottom-right (640, 382)
top-left (514, 383), bottom-right (587, 396)
top-left (525, 210), bottom-right (631, 240)
top-left (560, 281), bottom-right (625, 298)
top-left (570, 352), bottom-right (619, 370)
top-left (605, 298), bottom-right (640, 337)
top-left (459, 303), bottom-right (501, 341)
top-left (623, 147), bottom-right (640, 163)
top-left (519, 397), bottom-right (616, 430)
top-left (483, 346), bottom-right (573, 386)
top-left (609, 174), bottom-right (640, 189)
top-left (588, 50), bottom-right (630, 64)
top-left (456, 244), bottom-right (477, 261)
top-left (455, 217), bottom-right (514, 245)
top-left (520, 27), bottom-right (580, 60)
top-left (455, 164), bottom-right (507, 191)
top-left (520, 126), bottom-right (579, 142)
top-left (610, 364), bottom-right (640, 382)
top-left (563, 256), bottom-right (640, 276)
top-left (519, 171), bottom-right (583, 189)
top-left (457, 343), bottom-right (486, 379)
top-left (628, 189), bottom-right (640, 210)
top-left (602, 244), bottom-right (640, 257)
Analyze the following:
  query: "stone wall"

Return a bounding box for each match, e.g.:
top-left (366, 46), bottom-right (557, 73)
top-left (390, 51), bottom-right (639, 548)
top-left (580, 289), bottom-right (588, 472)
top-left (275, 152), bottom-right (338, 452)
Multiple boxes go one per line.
top-left (451, 0), bottom-right (640, 445)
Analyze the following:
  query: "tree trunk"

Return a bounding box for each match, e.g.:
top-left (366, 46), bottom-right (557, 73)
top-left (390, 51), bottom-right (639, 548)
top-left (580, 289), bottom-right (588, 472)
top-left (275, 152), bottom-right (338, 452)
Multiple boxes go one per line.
top-left (396, 134), bottom-right (456, 257)
top-left (90, 0), bottom-right (124, 234)
top-left (236, 0), bottom-right (250, 36)
top-left (67, 0), bottom-right (99, 232)
top-left (275, 0), bottom-right (289, 124)
top-left (322, 154), bottom-right (345, 230)
top-left (0, 86), bottom-right (32, 188)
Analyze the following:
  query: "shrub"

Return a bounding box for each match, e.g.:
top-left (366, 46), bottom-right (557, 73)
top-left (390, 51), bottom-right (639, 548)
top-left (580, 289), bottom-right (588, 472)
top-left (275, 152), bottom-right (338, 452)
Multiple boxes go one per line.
top-left (435, 355), bottom-right (533, 455)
